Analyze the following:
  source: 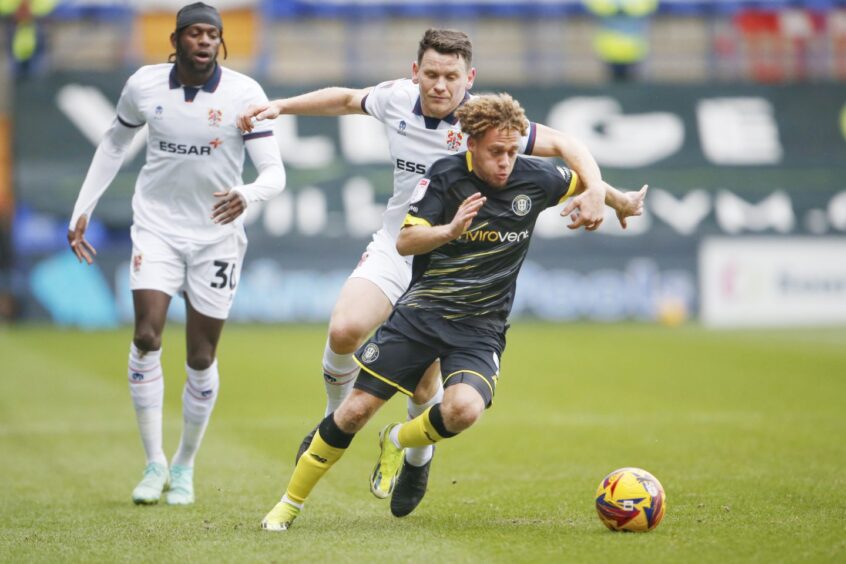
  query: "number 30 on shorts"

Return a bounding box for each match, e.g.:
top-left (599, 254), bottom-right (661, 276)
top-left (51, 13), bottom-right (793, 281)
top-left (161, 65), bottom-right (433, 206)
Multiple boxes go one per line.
top-left (211, 260), bottom-right (237, 290)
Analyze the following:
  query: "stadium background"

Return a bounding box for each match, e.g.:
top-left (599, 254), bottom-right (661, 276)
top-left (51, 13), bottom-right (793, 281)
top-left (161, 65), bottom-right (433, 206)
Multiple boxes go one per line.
top-left (2, 0), bottom-right (845, 328)
top-left (1, 2), bottom-right (845, 562)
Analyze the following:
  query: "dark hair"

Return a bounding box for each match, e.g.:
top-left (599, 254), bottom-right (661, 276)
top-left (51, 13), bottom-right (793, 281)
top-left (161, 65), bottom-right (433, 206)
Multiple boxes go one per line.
top-left (417, 28), bottom-right (472, 67)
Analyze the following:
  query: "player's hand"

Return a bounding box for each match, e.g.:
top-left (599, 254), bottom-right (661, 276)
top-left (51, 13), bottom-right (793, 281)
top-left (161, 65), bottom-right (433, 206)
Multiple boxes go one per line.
top-left (561, 184), bottom-right (605, 231)
top-left (615, 184), bottom-right (648, 229)
top-left (67, 215), bottom-right (97, 264)
top-left (212, 191), bottom-right (247, 224)
top-left (447, 192), bottom-right (486, 239)
top-left (236, 103), bottom-right (280, 133)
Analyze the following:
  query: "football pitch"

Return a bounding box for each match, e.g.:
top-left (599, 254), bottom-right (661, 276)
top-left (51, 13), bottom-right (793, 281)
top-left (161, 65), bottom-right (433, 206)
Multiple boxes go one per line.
top-left (1, 323), bottom-right (844, 562)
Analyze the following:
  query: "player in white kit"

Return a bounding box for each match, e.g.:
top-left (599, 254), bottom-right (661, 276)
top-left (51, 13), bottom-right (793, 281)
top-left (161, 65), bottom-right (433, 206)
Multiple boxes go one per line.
top-left (238, 29), bottom-right (645, 521)
top-left (68, 2), bottom-right (286, 506)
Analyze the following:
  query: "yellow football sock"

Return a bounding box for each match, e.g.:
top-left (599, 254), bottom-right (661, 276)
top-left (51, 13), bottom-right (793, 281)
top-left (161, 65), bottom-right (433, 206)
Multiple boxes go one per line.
top-left (397, 406), bottom-right (446, 448)
top-left (285, 430), bottom-right (347, 505)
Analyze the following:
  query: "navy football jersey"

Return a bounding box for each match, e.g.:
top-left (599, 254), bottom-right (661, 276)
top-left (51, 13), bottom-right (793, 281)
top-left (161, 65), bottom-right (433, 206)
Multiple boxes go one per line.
top-left (399, 152), bottom-right (578, 332)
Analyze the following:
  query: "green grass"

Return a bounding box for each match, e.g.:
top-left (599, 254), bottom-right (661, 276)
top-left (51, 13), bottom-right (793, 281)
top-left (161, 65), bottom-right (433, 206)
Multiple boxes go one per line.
top-left (1, 323), bottom-right (845, 562)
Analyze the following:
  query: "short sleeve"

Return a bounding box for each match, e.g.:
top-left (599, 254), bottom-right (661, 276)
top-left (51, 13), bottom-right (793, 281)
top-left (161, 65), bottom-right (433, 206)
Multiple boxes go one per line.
top-left (520, 121), bottom-right (538, 156)
top-left (362, 79), bottom-right (401, 123)
top-left (242, 79), bottom-right (275, 141)
top-left (404, 173), bottom-right (448, 228)
top-left (548, 165), bottom-right (580, 207)
top-left (115, 72), bottom-right (145, 128)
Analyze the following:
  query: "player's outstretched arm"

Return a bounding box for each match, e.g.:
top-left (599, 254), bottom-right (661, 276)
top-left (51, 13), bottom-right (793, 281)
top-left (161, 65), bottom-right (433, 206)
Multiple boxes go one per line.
top-left (561, 181), bottom-right (647, 230)
top-left (397, 193), bottom-right (486, 256)
top-left (532, 124), bottom-right (606, 231)
top-left (237, 87), bottom-right (372, 132)
top-left (605, 184), bottom-right (648, 229)
top-left (212, 135), bottom-right (286, 224)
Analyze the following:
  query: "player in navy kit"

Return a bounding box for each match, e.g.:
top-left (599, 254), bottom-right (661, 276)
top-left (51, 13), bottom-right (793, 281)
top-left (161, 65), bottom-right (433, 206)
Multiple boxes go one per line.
top-left (241, 29), bottom-right (645, 521)
top-left (260, 93), bottom-right (646, 531)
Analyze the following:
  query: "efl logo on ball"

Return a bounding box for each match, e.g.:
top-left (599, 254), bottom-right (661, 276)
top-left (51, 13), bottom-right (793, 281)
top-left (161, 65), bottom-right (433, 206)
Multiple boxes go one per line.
top-left (595, 467), bottom-right (666, 532)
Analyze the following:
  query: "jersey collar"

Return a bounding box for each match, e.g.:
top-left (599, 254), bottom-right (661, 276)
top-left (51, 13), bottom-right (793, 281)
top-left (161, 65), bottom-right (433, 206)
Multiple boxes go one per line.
top-left (412, 91), bottom-right (471, 130)
top-left (169, 63), bottom-right (222, 101)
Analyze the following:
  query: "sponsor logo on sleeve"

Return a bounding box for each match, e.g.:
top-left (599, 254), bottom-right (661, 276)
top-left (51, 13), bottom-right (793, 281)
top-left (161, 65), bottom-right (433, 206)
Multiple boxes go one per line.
top-left (409, 179), bottom-right (430, 203)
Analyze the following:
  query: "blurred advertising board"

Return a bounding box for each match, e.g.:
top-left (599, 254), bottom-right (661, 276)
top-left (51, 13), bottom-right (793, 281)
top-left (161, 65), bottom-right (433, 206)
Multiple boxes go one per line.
top-left (700, 238), bottom-right (846, 327)
top-left (11, 74), bottom-right (846, 327)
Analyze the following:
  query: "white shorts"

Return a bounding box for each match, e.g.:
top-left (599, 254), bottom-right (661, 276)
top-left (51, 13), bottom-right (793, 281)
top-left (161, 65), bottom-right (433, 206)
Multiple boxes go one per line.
top-left (349, 228), bottom-right (412, 305)
top-left (129, 225), bottom-right (248, 320)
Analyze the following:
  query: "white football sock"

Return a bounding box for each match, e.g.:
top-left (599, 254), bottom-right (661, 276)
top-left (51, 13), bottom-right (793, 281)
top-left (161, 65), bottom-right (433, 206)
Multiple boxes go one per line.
top-left (322, 339), bottom-right (358, 416)
top-left (404, 379), bottom-right (444, 467)
top-left (128, 343), bottom-right (167, 466)
top-left (171, 360), bottom-right (220, 468)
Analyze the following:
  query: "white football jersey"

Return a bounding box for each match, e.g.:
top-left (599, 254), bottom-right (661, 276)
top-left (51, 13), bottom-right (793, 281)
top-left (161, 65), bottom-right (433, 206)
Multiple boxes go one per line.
top-left (362, 78), bottom-right (537, 240)
top-left (116, 64), bottom-right (275, 243)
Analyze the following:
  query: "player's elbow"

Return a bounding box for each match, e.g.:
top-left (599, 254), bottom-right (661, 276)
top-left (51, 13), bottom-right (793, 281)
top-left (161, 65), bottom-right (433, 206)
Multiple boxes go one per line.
top-left (100, 136), bottom-right (131, 159)
top-left (396, 232), bottom-right (413, 256)
top-left (396, 242), bottom-right (413, 257)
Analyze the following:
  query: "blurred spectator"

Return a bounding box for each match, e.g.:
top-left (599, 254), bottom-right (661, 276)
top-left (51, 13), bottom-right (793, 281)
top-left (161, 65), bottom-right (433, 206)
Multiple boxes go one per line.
top-left (583, 0), bottom-right (659, 81)
top-left (1, 0), bottom-right (56, 78)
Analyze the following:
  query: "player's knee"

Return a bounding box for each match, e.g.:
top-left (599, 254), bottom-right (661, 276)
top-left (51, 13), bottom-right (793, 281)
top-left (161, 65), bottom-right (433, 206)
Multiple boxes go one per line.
top-left (327, 318), bottom-right (366, 354)
top-left (440, 395), bottom-right (484, 433)
top-left (186, 351), bottom-right (214, 371)
top-left (133, 330), bottom-right (161, 353)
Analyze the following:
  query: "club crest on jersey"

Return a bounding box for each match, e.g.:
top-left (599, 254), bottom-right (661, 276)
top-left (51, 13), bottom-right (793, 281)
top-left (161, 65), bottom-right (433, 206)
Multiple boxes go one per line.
top-left (208, 108), bottom-right (222, 127)
top-left (133, 254), bottom-right (143, 272)
top-left (409, 178), bottom-right (429, 204)
top-left (512, 194), bottom-right (532, 216)
top-left (446, 128), bottom-right (463, 151)
top-left (154, 105), bottom-right (164, 120)
top-left (397, 120), bottom-right (407, 136)
top-left (209, 137), bottom-right (223, 149)
top-left (361, 343), bottom-right (380, 364)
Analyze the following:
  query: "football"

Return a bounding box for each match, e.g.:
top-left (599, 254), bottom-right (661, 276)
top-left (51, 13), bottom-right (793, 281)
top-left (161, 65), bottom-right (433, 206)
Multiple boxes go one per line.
top-left (595, 467), bottom-right (666, 532)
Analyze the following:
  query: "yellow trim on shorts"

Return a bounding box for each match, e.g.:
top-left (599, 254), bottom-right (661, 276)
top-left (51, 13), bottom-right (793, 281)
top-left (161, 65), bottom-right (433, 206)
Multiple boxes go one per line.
top-left (402, 214), bottom-right (432, 229)
top-left (353, 356), bottom-right (414, 397)
top-left (443, 369), bottom-right (494, 398)
top-left (557, 170), bottom-right (580, 204)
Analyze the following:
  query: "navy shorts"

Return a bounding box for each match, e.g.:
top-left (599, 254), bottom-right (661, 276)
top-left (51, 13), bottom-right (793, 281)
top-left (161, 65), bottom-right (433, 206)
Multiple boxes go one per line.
top-left (353, 306), bottom-right (504, 407)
